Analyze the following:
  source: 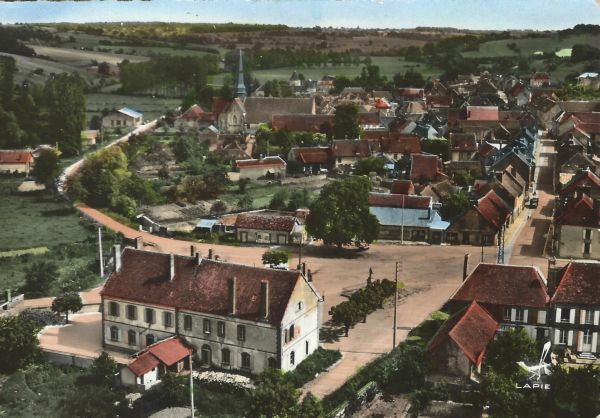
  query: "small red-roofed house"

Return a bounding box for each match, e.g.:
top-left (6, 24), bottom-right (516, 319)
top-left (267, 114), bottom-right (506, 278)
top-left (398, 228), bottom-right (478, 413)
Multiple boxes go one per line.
top-left (551, 262), bottom-right (600, 356)
top-left (449, 263), bottom-right (551, 341)
top-left (554, 192), bottom-right (600, 260)
top-left (427, 301), bottom-right (499, 380)
top-left (121, 336), bottom-right (192, 390)
top-left (0, 150), bottom-right (34, 174)
top-left (288, 146), bottom-right (331, 174)
top-left (175, 104), bottom-right (214, 130)
top-left (409, 154), bottom-right (448, 185)
top-left (235, 209), bottom-right (307, 245)
top-left (530, 72), bottom-right (551, 88)
top-left (235, 156), bottom-right (286, 180)
top-left (449, 133), bottom-right (478, 161)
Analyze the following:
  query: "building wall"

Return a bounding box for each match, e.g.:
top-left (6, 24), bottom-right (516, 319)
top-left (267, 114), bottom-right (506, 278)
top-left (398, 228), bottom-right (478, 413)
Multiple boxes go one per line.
top-left (552, 305), bottom-right (600, 353)
top-left (377, 225), bottom-right (439, 244)
top-left (429, 339), bottom-right (472, 378)
top-left (237, 228), bottom-right (291, 245)
top-left (238, 166), bottom-right (286, 180)
top-left (0, 163), bottom-right (30, 173)
top-left (219, 106), bottom-right (245, 134)
top-left (556, 225), bottom-right (600, 261)
top-left (450, 150), bottom-right (475, 162)
top-left (102, 114), bottom-right (142, 129)
top-left (446, 210), bottom-right (498, 246)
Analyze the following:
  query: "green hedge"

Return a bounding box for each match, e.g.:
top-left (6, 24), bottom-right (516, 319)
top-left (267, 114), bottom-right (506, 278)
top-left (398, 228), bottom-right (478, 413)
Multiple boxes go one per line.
top-left (287, 348), bottom-right (342, 388)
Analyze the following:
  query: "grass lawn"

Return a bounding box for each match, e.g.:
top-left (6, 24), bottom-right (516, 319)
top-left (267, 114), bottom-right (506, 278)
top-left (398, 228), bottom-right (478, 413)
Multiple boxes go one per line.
top-left (219, 180), bottom-right (321, 210)
top-left (0, 176), bottom-right (111, 294)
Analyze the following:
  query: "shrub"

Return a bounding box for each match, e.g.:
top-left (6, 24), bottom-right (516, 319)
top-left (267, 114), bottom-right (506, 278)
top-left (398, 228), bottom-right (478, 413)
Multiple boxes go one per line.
top-left (287, 348), bottom-right (342, 388)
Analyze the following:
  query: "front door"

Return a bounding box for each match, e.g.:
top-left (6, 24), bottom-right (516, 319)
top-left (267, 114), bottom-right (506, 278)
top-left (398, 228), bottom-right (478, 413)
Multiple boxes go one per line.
top-left (240, 231), bottom-right (248, 242)
top-left (462, 232), bottom-right (470, 244)
top-left (583, 330), bottom-right (593, 352)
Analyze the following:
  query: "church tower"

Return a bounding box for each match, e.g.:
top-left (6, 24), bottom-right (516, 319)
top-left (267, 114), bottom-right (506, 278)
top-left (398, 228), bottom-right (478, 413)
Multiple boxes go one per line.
top-left (236, 49), bottom-right (247, 99)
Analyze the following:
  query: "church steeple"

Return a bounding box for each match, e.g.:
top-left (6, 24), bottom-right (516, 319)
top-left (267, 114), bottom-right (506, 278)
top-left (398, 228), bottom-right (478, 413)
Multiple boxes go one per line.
top-left (236, 49), bottom-right (247, 99)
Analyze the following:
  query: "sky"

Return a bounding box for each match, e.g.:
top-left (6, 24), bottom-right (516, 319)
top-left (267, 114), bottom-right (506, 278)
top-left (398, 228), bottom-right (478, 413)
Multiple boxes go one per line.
top-left (0, 0), bottom-right (599, 31)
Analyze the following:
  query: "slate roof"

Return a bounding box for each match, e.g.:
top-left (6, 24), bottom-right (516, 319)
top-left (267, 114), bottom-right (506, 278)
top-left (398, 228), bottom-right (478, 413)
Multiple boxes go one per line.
top-left (127, 337), bottom-right (192, 377)
top-left (451, 263), bottom-right (550, 308)
top-left (244, 97), bottom-right (315, 125)
top-left (369, 205), bottom-right (448, 230)
top-left (552, 262), bottom-right (600, 306)
top-left (119, 107), bottom-right (142, 119)
top-left (102, 248), bottom-right (301, 325)
top-left (0, 151), bottom-right (33, 165)
top-left (427, 301), bottom-right (499, 366)
top-left (235, 211), bottom-right (298, 233)
top-left (369, 193), bottom-right (431, 209)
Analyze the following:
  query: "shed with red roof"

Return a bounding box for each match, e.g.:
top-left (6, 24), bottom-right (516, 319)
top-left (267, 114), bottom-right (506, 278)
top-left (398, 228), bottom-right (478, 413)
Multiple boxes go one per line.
top-left (0, 150), bottom-right (34, 174)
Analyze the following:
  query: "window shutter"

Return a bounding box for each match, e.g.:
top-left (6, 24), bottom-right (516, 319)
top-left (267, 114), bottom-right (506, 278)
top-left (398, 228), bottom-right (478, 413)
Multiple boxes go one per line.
top-left (567, 330), bottom-right (574, 346)
top-left (594, 311), bottom-right (600, 326)
top-left (523, 309), bottom-right (528, 323)
top-left (592, 332), bottom-right (598, 353)
top-left (578, 331), bottom-right (584, 351)
top-left (569, 309), bottom-right (576, 324)
top-left (555, 307), bottom-right (561, 322)
top-left (554, 329), bottom-right (560, 344)
top-left (580, 309), bottom-right (587, 325)
top-left (510, 308), bottom-right (516, 322)
top-left (537, 310), bottom-right (546, 324)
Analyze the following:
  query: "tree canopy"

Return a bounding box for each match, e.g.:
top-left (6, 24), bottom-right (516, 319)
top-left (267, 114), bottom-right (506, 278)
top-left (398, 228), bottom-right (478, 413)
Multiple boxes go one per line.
top-left (306, 176), bottom-right (379, 247)
top-left (0, 316), bottom-right (41, 373)
top-left (30, 148), bottom-right (61, 187)
top-left (333, 102), bottom-right (361, 140)
top-left (51, 292), bottom-right (83, 324)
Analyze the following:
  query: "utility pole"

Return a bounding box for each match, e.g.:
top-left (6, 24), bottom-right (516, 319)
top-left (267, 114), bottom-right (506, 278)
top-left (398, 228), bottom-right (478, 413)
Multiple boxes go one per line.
top-left (393, 260), bottom-right (402, 349)
top-left (298, 232), bottom-right (303, 268)
top-left (400, 195), bottom-right (405, 245)
top-left (97, 226), bottom-right (104, 277)
top-left (189, 354), bottom-right (195, 418)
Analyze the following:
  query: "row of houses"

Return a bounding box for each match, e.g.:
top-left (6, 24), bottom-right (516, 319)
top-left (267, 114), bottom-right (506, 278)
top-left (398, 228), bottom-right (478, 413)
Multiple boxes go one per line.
top-left (428, 261), bottom-right (600, 381)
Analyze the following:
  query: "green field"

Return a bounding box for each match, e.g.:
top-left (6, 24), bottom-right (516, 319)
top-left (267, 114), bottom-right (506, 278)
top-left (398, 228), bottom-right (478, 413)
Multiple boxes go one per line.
top-left (86, 93), bottom-right (181, 123)
top-left (461, 34), bottom-right (598, 58)
top-left (211, 56), bottom-right (439, 86)
top-left (219, 180), bottom-right (321, 210)
top-left (0, 176), bottom-right (111, 294)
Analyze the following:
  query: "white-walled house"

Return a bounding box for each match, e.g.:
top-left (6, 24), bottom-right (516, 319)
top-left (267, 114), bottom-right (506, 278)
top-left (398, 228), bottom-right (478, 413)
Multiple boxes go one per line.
top-left (101, 247), bottom-right (322, 374)
top-left (101, 107), bottom-right (143, 129)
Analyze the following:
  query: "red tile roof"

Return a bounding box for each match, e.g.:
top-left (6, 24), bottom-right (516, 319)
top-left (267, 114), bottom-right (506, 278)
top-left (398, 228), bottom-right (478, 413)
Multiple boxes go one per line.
top-left (410, 154), bottom-right (447, 183)
top-left (180, 104), bottom-right (205, 120)
top-left (368, 193), bottom-right (431, 209)
top-left (235, 211), bottom-right (298, 233)
top-left (101, 248), bottom-right (301, 325)
top-left (381, 135), bottom-right (422, 155)
top-left (331, 139), bottom-right (371, 158)
top-left (397, 88), bottom-right (425, 100)
top-left (427, 301), bottom-right (498, 366)
top-left (0, 151), bottom-right (33, 165)
top-left (552, 262), bottom-right (600, 305)
top-left (477, 141), bottom-right (496, 159)
top-left (127, 337), bottom-right (191, 377)
top-left (291, 147), bottom-right (331, 165)
top-left (449, 133), bottom-right (477, 152)
top-left (555, 194), bottom-right (599, 227)
top-left (235, 156), bottom-right (286, 170)
top-left (451, 263), bottom-right (550, 308)
top-left (212, 97), bottom-right (231, 118)
top-left (272, 114), bottom-right (334, 133)
top-left (374, 98), bottom-right (391, 109)
top-left (466, 106), bottom-right (499, 121)
top-left (476, 190), bottom-right (511, 230)
top-left (390, 180), bottom-right (415, 195)
top-left (559, 170), bottom-right (600, 198)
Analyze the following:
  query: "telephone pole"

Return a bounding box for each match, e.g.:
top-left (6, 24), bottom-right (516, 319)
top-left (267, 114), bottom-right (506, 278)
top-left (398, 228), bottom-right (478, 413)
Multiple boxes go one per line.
top-left (393, 260), bottom-right (402, 349)
top-left (97, 226), bottom-right (104, 277)
top-left (189, 354), bottom-right (195, 418)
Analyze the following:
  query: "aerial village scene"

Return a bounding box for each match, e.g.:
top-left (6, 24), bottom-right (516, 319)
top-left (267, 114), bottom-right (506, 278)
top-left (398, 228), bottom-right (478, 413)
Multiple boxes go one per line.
top-left (1, 0), bottom-right (600, 417)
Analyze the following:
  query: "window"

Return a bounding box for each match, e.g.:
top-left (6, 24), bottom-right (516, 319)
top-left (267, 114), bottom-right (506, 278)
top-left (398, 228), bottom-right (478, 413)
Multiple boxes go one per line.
top-left (201, 345), bottom-right (212, 365)
top-left (163, 312), bottom-right (173, 328)
top-left (515, 308), bottom-right (525, 323)
top-left (305, 340), bottom-right (309, 355)
top-left (146, 334), bottom-right (155, 346)
top-left (268, 357), bottom-right (277, 368)
top-left (203, 319), bottom-right (211, 334)
top-left (217, 321), bottom-right (226, 337)
top-left (145, 308), bottom-right (155, 324)
top-left (237, 325), bottom-right (246, 341)
top-left (184, 315), bottom-right (192, 331)
top-left (126, 305), bottom-right (137, 320)
top-left (584, 310), bottom-right (593, 325)
top-left (584, 229), bottom-right (592, 240)
top-left (110, 326), bottom-right (119, 341)
top-left (583, 329), bottom-right (592, 345)
top-left (128, 330), bottom-right (137, 345)
top-left (241, 352), bottom-right (251, 370)
top-left (503, 307), bottom-right (511, 321)
top-left (290, 351), bottom-right (295, 366)
top-left (561, 309), bottom-right (570, 323)
top-left (297, 301), bottom-right (304, 311)
top-left (289, 324), bottom-right (295, 340)
top-left (559, 329), bottom-right (567, 345)
top-left (109, 302), bottom-right (119, 317)
top-left (221, 348), bottom-right (230, 366)
top-left (584, 242), bottom-right (591, 255)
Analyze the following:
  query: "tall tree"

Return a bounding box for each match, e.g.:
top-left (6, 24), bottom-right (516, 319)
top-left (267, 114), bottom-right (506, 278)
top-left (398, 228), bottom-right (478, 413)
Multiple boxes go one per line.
top-left (0, 106), bottom-right (22, 148)
top-left (44, 73), bottom-right (86, 156)
top-left (30, 148), bottom-right (60, 187)
top-left (333, 102), bottom-right (361, 139)
top-left (51, 292), bottom-right (83, 324)
top-left (0, 56), bottom-right (16, 110)
top-left (22, 260), bottom-right (58, 296)
top-left (250, 369), bottom-right (300, 418)
top-left (0, 316), bottom-right (41, 373)
top-left (306, 176), bottom-right (379, 247)
top-left (484, 327), bottom-right (537, 378)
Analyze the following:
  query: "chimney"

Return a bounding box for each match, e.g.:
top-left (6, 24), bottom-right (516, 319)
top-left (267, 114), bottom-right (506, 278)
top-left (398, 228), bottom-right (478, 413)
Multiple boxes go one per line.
top-left (307, 269), bottom-right (313, 282)
top-left (169, 254), bottom-right (175, 280)
top-left (259, 281), bottom-right (269, 319)
top-left (134, 237), bottom-right (142, 249)
top-left (208, 248), bottom-right (213, 260)
top-left (228, 277), bottom-right (237, 315)
top-left (113, 245), bottom-right (121, 272)
top-left (463, 253), bottom-right (470, 282)
top-left (190, 245), bottom-right (197, 256)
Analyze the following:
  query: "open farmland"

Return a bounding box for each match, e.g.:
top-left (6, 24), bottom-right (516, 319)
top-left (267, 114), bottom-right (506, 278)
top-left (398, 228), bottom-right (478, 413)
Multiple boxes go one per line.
top-left (2, 52), bottom-right (98, 84)
top-left (26, 44), bottom-right (148, 66)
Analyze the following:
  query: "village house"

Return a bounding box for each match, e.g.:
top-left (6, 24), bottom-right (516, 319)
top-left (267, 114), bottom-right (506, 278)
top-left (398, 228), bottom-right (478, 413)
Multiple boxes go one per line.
top-left (390, 179), bottom-right (415, 195)
top-left (120, 336), bottom-right (192, 390)
top-left (577, 72), bottom-right (600, 91)
top-left (175, 104), bottom-right (214, 131)
top-left (449, 263), bottom-right (551, 342)
top-left (530, 72), bottom-right (551, 88)
top-left (101, 247), bottom-right (322, 373)
top-left (235, 210), bottom-right (308, 245)
top-left (0, 150), bottom-right (34, 174)
top-left (446, 189), bottom-right (511, 246)
top-left (368, 193), bottom-right (449, 244)
top-left (551, 262), bottom-right (600, 360)
top-left (409, 153), bottom-right (448, 185)
top-left (554, 138), bottom-right (597, 190)
top-left (449, 133), bottom-right (478, 162)
top-left (235, 156), bottom-right (286, 180)
top-left (427, 301), bottom-right (499, 382)
top-left (420, 180), bottom-right (457, 204)
top-left (330, 139), bottom-right (371, 169)
top-left (379, 135), bottom-right (422, 162)
top-left (272, 114), bottom-right (334, 133)
top-left (288, 146), bottom-right (331, 174)
top-left (102, 107), bottom-right (143, 129)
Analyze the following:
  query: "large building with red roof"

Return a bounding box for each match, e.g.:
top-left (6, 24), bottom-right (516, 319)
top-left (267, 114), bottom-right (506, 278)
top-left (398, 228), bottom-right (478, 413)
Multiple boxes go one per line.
top-left (101, 247), bottom-right (322, 373)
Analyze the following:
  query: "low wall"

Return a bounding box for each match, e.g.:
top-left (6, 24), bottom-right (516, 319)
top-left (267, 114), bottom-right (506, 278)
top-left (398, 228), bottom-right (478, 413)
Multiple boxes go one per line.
top-left (43, 349), bottom-right (96, 368)
top-left (329, 381), bottom-right (381, 418)
top-left (281, 174), bottom-right (327, 185)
